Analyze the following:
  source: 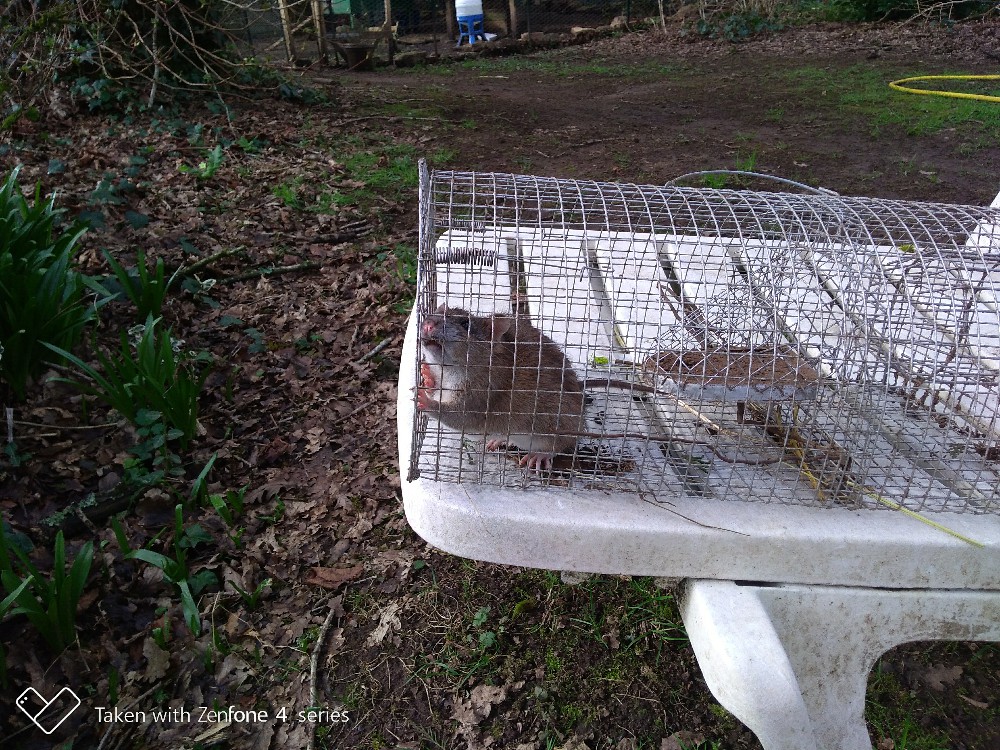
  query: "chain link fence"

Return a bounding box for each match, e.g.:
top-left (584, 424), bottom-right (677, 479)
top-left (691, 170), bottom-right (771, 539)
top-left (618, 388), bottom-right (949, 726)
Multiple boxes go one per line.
top-left (323, 0), bottom-right (662, 36)
top-left (223, 0), bottom-right (662, 64)
top-left (503, 0), bottom-right (661, 35)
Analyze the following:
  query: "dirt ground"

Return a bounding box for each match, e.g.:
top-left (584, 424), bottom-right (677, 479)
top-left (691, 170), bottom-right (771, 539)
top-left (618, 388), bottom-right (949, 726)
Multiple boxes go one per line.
top-left (378, 19), bottom-right (1000, 203)
top-left (2, 16), bottom-right (999, 750)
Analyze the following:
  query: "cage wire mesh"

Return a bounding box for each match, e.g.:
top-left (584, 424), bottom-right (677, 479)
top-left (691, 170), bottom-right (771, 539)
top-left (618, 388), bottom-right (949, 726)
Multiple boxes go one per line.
top-left (409, 164), bottom-right (1000, 515)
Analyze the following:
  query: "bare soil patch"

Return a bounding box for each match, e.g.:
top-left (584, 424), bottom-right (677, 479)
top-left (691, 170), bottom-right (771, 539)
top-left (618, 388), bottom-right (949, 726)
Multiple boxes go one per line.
top-left (376, 19), bottom-right (1000, 204)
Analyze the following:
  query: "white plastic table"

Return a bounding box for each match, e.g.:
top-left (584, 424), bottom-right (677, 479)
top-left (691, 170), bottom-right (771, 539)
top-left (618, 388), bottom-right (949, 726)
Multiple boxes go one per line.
top-left (397, 186), bottom-right (1000, 750)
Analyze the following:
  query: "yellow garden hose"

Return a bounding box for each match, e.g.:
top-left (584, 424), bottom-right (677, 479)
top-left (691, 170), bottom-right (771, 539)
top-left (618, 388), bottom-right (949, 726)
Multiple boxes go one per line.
top-left (888, 74), bottom-right (1000, 103)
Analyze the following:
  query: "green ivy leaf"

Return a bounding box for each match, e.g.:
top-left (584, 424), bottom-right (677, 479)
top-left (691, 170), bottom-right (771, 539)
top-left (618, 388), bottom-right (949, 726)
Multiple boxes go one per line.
top-left (77, 209), bottom-right (105, 229)
top-left (125, 210), bottom-right (150, 229)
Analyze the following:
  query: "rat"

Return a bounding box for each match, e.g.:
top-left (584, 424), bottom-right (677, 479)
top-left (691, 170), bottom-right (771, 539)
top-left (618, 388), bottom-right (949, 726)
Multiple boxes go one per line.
top-left (417, 304), bottom-right (585, 472)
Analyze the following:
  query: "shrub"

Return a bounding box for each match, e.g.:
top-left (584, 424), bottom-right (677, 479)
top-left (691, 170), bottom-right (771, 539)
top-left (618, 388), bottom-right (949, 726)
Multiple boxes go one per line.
top-left (0, 522), bottom-right (94, 653)
top-left (46, 316), bottom-right (209, 448)
top-left (103, 248), bottom-right (175, 319)
top-left (0, 166), bottom-right (98, 402)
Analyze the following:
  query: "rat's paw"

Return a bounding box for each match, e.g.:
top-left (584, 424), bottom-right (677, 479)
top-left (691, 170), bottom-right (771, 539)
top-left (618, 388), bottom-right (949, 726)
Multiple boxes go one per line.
top-left (519, 452), bottom-right (554, 473)
top-left (417, 364), bottom-right (438, 410)
top-left (420, 363), bottom-right (436, 389)
top-left (485, 439), bottom-right (507, 452)
top-left (417, 362), bottom-right (440, 411)
top-left (416, 388), bottom-right (432, 410)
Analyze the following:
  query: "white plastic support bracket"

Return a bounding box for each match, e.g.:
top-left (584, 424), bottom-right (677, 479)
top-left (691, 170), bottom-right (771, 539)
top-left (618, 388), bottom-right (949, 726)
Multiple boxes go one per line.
top-left (681, 580), bottom-right (1000, 750)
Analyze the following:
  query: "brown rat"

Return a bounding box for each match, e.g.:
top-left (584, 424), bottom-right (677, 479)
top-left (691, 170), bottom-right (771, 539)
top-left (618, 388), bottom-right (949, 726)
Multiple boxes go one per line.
top-left (418, 304), bottom-right (585, 472)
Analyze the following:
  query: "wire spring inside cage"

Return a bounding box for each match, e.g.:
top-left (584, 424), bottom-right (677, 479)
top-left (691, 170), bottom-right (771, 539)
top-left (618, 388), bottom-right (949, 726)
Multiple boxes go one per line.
top-left (439, 218), bottom-right (487, 232)
top-left (435, 245), bottom-right (498, 266)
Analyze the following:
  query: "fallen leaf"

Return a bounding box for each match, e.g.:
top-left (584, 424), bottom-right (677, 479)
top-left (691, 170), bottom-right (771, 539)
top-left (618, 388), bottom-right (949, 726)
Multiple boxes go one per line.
top-left (923, 664), bottom-right (963, 691)
top-left (305, 564), bottom-right (364, 590)
top-left (365, 602), bottom-right (401, 647)
top-left (662, 732), bottom-right (704, 750)
top-left (451, 684), bottom-right (508, 726)
top-left (143, 638), bottom-right (171, 681)
top-left (959, 694), bottom-right (989, 709)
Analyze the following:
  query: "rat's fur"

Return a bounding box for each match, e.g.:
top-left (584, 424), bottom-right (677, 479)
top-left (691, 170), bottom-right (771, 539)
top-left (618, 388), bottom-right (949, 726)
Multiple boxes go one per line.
top-left (418, 305), bottom-right (584, 471)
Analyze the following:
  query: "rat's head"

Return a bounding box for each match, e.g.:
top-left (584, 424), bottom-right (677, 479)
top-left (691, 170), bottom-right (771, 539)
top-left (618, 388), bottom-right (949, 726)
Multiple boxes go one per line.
top-left (420, 305), bottom-right (512, 366)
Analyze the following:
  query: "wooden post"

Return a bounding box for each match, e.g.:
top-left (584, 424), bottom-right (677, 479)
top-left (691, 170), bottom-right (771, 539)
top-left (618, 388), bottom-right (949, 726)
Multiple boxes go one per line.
top-left (445, 0), bottom-right (455, 42)
top-left (312, 0), bottom-right (329, 61)
top-left (431, 0), bottom-right (439, 55)
top-left (507, 0), bottom-right (519, 38)
top-left (278, 0), bottom-right (297, 61)
top-left (383, 0), bottom-right (395, 62)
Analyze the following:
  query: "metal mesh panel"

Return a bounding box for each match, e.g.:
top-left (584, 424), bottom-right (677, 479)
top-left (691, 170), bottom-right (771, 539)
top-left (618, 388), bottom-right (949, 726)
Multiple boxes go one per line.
top-left (510, 0), bottom-right (658, 34)
top-left (217, 0), bottom-right (659, 59)
top-left (217, 0), bottom-right (328, 61)
top-left (410, 164), bottom-right (1000, 515)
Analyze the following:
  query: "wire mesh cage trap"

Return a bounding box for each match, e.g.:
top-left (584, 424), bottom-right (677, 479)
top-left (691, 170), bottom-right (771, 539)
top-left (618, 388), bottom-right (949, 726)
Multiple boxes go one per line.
top-left (406, 162), bottom-right (1000, 516)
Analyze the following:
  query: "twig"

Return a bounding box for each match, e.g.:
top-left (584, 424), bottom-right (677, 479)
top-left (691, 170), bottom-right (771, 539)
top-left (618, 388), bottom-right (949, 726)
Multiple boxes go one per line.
top-left (222, 261), bottom-right (320, 284)
top-left (338, 218), bottom-right (374, 233)
top-left (257, 225), bottom-right (374, 245)
top-left (342, 401), bottom-right (371, 421)
top-left (174, 247), bottom-right (246, 279)
top-left (555, 137), bottom-right (616, 157)
top-left (96, 682), bottom-right (162, 750)
top-left (856, 484), bottom-right (984, 547)
top-left (895, 0), bottom-right (991, 25)
top-left (14, 419), bottom-right (123, 430)
top-left (355, 338), bottom-right (393, 364)
top-left (307, 596), bottom-right (343, 750)
top-left (333, 114), bottom-right (443, 127)
top-left (73, 505), bottom-right (102, 536)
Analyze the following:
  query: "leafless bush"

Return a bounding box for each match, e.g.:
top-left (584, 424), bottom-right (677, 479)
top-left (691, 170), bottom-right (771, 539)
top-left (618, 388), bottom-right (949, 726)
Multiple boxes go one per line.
top-left (898, 0), bottom-right (998, 24)
top-left (80, 0), bottom-right (259, 106)
top-left (1, 0), bottom-right (304, 123)
top-left (1, 1), bottom-right (77, 124)
top-left (680, 0), bottom-right (784, 21)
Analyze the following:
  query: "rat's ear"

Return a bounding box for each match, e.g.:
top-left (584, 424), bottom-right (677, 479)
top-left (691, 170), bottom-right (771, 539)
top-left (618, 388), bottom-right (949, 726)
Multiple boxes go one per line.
top-left (490, 315), bottom-right (513, 339)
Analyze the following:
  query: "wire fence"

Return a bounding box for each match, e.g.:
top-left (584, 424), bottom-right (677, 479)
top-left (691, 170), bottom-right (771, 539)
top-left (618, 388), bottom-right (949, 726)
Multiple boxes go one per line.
top-left (331, 0), bottom-right (662, 37)
top-left (221, 0), bottom-right (663, 63)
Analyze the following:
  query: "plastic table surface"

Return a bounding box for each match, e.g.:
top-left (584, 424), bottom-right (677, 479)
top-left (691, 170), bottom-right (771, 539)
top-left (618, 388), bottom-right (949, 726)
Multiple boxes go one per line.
top-left (398, 312), bottom-right (1000, 591)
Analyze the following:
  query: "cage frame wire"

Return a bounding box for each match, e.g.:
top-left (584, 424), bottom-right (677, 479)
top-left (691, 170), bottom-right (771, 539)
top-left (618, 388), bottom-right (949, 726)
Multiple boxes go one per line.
top-left (408, 161), bottom-right (1000, 518)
